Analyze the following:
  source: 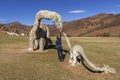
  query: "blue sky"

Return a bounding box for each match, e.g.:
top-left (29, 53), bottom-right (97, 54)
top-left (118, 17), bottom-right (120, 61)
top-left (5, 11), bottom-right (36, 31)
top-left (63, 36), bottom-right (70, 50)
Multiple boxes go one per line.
top-left (0, 0), bottom-right (120, 25)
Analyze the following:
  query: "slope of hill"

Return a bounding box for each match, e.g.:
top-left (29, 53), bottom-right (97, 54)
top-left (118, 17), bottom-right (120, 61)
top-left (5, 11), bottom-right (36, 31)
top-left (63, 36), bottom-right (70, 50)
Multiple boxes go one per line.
top-left (0, 22), bottom-right (31, 35)
top-left (0, 23), bottom-right (4, 29)
top-left (49, 13), bottom-right (120, 37)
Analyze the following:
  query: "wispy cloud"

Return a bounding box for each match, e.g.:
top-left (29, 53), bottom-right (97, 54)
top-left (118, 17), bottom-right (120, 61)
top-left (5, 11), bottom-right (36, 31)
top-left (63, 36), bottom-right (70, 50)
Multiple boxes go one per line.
top-left (0, 18), bottom-right (8, 21)
top-left (69, 10), bottom-right (86, 14)
top-left (116, 5), bottom-right (120, 7)
top-left (107, 11), bottom-right (116, 14)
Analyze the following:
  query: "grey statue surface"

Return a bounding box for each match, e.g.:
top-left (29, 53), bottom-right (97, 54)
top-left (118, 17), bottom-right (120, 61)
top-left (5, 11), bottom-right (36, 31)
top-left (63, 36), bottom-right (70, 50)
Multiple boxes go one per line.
top-left (28, 10), bottom-right (62, 51)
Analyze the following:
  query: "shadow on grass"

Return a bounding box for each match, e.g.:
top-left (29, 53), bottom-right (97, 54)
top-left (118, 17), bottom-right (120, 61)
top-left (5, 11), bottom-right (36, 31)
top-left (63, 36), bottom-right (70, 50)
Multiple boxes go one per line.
top-left (45, 44), bottom-right (69, 60)
top-left (77, 56), bottom-right (104, 73)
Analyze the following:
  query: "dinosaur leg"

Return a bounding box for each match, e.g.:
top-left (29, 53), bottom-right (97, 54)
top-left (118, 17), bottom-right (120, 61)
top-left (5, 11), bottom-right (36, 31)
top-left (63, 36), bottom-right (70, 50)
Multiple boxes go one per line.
top-left (71, 54), bottom-right (77, 66)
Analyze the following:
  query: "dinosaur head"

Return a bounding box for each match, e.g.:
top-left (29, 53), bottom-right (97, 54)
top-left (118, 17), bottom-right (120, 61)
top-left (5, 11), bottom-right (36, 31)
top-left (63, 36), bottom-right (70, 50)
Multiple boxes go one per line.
top-left (103, 65), bottom-right (117, 74)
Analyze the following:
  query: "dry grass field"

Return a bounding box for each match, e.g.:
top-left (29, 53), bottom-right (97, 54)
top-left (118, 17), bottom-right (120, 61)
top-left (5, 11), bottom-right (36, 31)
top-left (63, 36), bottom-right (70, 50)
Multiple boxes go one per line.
top-left (0, 33), bottom-right (120, 80)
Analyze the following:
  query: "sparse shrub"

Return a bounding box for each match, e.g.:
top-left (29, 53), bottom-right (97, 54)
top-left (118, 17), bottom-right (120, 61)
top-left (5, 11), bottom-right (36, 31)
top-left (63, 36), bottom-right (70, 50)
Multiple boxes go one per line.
top-left (96, 32), bottom-right (110, 37)
top-left (67, 34), bottom-right (71, 37)
top-left (103, 32), bottom-right (110, 37)
top-left (118, 34), bottom-right (120, 37)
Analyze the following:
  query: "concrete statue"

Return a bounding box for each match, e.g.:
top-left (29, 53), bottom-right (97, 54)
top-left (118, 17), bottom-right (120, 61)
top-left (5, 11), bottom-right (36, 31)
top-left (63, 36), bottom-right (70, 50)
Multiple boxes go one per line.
top-left (28, 10), bottom-right (62, 51)
top-left (63, 32), bottom-right (117, 74)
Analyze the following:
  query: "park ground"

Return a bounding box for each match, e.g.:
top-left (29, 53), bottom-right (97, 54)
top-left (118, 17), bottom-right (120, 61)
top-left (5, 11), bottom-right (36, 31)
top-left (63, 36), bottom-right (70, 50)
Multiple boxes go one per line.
top-left (0, 33), bottom-right (120, 80)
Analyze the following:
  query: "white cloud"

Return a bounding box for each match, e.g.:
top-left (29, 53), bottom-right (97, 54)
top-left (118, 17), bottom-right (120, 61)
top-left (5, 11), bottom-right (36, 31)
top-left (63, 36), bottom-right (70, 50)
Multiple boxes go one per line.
top-left (69, 10), bottom-right (86, 14)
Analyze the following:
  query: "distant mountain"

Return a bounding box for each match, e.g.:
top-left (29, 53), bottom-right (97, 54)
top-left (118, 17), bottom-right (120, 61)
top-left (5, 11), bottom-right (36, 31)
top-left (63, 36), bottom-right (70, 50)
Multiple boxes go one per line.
top-left (0, 22), bottom-right (31, 35)
top-left (0, 13), bottom-right (120, 37)
top-left (49, 13), bottom-right (120, 37)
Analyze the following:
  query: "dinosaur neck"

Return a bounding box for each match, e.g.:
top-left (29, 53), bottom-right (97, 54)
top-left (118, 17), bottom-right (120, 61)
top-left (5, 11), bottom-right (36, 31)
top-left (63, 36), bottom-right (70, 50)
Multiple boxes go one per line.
top-left (63, 32), bottom-right (72, 50)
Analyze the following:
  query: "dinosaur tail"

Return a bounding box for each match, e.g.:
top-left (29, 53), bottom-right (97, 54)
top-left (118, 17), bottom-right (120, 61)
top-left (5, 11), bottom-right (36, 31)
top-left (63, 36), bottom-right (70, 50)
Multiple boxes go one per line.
top-left (75, 45), bottom-right (117, 74)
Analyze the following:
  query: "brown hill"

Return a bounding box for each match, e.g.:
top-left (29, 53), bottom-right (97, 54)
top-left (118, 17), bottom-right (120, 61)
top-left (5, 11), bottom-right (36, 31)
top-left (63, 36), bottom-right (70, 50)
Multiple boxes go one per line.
top-left (49, 13), bottom-right (120, 37)
top-left (0, 22), bottom-right (31, 35)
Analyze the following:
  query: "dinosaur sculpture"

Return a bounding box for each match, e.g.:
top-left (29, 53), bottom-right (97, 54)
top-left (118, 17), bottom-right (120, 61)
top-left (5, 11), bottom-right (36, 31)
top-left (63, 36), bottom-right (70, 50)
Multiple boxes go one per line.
top-left (34, 23), bottom-right (50, 51)
top-left (63, 32), bottom-right (117, 74)
top-left (28, 10), bottom-right (62, 51)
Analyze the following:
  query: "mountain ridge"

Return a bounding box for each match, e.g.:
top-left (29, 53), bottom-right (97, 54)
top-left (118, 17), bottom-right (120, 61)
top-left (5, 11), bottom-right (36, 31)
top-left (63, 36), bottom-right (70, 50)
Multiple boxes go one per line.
top-left (0, 13), bottom-right (120, 37)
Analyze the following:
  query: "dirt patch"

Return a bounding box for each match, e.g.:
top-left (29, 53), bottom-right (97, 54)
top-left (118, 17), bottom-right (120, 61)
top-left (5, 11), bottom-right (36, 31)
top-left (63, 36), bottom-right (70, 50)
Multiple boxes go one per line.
top-left (60, 60), bottom-right (89, 76)
top-left (32, 49), bottom-right (49, 53)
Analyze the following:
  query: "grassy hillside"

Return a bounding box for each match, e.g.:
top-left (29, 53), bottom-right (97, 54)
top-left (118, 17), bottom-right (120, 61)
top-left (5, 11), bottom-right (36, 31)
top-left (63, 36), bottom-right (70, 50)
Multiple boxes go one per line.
top-left (0, 34), bottom-right (120, 80)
